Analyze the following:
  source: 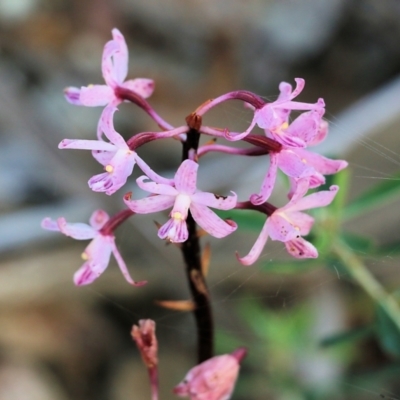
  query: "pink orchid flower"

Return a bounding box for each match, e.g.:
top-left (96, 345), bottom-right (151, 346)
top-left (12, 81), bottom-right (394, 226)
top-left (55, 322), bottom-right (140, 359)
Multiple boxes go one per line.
top-left (229, 78), bottom-right (324, 144)
top-left (251, 112), bottom-right (348, 204)
top-left (64, 28), bottom-right (154, 107)
top-left (174, 348), bottom-right (246, 400)
top-left (41, 210), bottom-right (145, 286)
top-left (124, 159), bottom-right (237, 243)
top-left (238, 179), bottom-right (339, 265)
top-left (59, 106), bottom-right (171, 195)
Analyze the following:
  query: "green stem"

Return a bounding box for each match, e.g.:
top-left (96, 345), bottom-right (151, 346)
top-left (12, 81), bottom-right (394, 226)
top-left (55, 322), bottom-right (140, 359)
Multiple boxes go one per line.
top-left (333, 239), bottom-right (400, 331)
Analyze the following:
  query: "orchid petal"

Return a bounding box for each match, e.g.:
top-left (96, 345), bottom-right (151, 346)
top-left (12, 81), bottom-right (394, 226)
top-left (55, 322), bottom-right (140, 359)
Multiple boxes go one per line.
top-left (190, 203), bottom-right (237, 238)
top-left (309, 119), bottom-right (328, 145)
top-left (80, 84), bottom-right (115, 107)
top-left (57, 218), bottom-right (96, 240)
top-left (92, 149), bottom-right (115, 166)
top-left (102, 40), bottom-right (120, 87)
top-left (227, 114), bottom-right (258, 141)
top-left (191, 191), bottom-right (237, 210)
top-left (122, 78), bottom-right (155, 99)
top-left (174, 160), bottom-right (198, 194)
top-left (124, 194), bottom-right (175, 214)
top-left (135, 154), bottom-right (174, 185)
top-left (98, 105), bottom-right (127, 148)
top-left (287, 211), bottom-right (314, 236)
top-left (278, 150), bottom-right (314, 178)
top-left (41, 217), bottom-right (60, 232)
top-left (285, 110), bottom-right (321, 144)
top-left (293, 148), bottom-right (348, 175)
top-left (58, 139), bottom-right (116, 152)
top-left (73, 236), bottom-right (112, 285)
top-left (284, 178), bottom-right (310, 207)
top-left (250, 153), bottom-right (278, 205)
top-left (111, 240), bottom-right (147, 286)
top-left (285, 238), bottom-right (318, 258)
top-left (266, 214), bottom-right (300, 242)
top-left (110, 28), bottom-right (129, 84)
top-left (136, 176), bottom-right (177, 196)
top-left (237, 219), bottom-right (269, 266)
top-left (158, 218), bottom-right (189, 243)
top-left (64, 86), bottom-right (82, 105)
top-left (288, 185), bottom-right (339, 212)
top-left (89, 209), bottom-right (109, 230)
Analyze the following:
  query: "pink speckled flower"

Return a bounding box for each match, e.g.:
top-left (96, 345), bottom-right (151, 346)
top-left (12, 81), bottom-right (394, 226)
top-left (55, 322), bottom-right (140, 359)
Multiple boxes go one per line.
top-left (229, 78), bottom-right (324, 144)
top-left (251, 112), bottom-right (348, 204)
top-left (173, 348), bottom-right (246, 400)
top-left (59, 106), bottom-right (137, 195)
top-left (238, 179), bottom-right (339, 265)
top-left (124, 159), bottom-right (237, 243)
top-left (64, 28), bottom-right (154, 108)
top-left (41, 210), bottom-right (145, 286)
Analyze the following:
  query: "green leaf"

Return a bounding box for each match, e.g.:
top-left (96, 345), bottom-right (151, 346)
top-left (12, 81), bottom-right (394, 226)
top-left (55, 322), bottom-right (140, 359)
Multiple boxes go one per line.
top-left (343, 171), bottom-right (400, 219)
top-left (376, 304), bottom-right (400, 358)
top-left (320, 325), bottom-right (373, 348)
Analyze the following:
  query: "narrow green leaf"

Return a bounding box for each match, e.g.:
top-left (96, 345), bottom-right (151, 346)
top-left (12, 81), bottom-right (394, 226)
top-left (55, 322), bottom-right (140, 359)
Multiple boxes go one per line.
top-left (376, 304), bottom-right (400, 358)
top-left (340, 232), bottom-right (375, 254)
top-left (343, 171), bottom-right (400, 219)
top-left (320, 325), bottom-right (373, 348)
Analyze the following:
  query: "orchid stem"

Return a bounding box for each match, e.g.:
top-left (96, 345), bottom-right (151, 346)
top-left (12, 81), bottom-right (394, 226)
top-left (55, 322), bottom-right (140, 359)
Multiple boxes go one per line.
top-left (181, 128), bottom-right (214, 363)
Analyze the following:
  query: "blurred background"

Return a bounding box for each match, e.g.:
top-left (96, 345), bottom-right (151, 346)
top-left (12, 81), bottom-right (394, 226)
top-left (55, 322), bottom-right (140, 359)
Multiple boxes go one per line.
top-left (2, 0), bottom-right (400, 399)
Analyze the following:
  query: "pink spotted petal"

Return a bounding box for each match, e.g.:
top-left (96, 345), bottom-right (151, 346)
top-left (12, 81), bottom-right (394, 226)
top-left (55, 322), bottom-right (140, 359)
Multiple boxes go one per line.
top-left (73, 236), bottom-right (112, 285)
top-left (285, 237), bottom-right (318, 258)
top-left (278, 150), bottom-right (314, 179)
top-left (268, 127), bottom-right (307, 147)
top-left (266, 214), bottom-right (300, 242)
top-left (250, 153), bottom-right (278, 205)
top-left (122, 78), bottom-right (155, 99)
top-left (92, 149), bottom-right (115, 166)
top-left (89, 209), bottom-right (109, 230)
top-left (109, 28), bottom-right (129, 84)
top-left (190, 203), bottom-right (237, 238)
top-left (288, 185), bottom-right (339, 212)
top-left (293, 148), bottom-right (348, 175)
top-left (174, 160), bottom-right (198, 194)
top-left (98, 105), bottom-right (127, 148)
top-left (287, 211), bottom-right (314, 236)
top-left (102, 39), bottom-right (121, 87)
top-left (284, 178), bottom-right (310, 207)
top-left (80, 84), bottom-right (115, 107)
top-left (64, 86), bottom-right (82, 105)
top-left (285, 110), bottom-right (322, 144)
top-left (288, 174), bottom-right (325, 199)
top-left (136, 176), bottom-right (177, 196)
top-left (111, 241), bottom-right (147, 286)
top-left (158, 218), bottom-right (188, 243)
top-left (237, 219), bottom-right (269, 266)
top-left (58, 139), bottom-right (116, 152)
top-left (309, 119), bottom-right (328, 145)
top-left (191, 191), bottom-right (237, 210)
top-left (124, 194), bottom-right (175, 214)
top-left (56, 218), bottom-right (97, 240)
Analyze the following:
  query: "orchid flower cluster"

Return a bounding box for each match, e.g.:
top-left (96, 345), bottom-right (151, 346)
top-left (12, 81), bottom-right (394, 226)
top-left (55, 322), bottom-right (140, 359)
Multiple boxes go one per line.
top-left (42, 28), bottom-right (347, 400)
